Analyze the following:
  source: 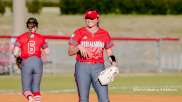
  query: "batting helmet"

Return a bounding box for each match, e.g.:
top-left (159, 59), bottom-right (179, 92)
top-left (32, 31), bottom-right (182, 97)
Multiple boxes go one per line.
top-left (26, 17), bottom-right (38, 28)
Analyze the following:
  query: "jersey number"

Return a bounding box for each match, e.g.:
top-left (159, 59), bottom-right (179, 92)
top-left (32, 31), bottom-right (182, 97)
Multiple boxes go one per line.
top-left (28, 41), bottom-right (35, 54)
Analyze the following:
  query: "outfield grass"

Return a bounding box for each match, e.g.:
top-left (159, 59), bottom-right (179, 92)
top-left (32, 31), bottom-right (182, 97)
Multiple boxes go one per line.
top-left (111, 73), bottom-right (182, 95)
top-left (0, 73), bottom-right (182, 95)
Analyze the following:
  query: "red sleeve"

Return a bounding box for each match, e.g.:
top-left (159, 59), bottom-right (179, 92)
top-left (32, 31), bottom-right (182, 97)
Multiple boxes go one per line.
top-left (104, 33), bottom-right (114, 49)
top-left (41, 36), bottom-right (48, 49)
top-left (14, 36), bottom-right (21, 47)
top-left (68, 29), bottom-right (82, 47)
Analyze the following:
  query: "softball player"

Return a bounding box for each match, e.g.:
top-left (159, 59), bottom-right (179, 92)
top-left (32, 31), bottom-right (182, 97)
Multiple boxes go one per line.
top-left (68, 9), bottom-right (116, 102)
top-left (13, 17), bottom-right (49, 102)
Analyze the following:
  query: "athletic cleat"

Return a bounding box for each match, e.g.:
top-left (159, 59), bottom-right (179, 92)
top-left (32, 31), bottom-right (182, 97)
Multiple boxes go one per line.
top-left (34, 95), bottom-right (41, 102)
top-left (28, 96), bottom-right (35, 102)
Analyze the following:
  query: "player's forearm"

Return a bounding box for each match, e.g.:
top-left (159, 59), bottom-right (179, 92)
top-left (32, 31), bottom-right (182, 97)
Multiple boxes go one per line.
top-left (13, 47), bottom-right (20, 57)
top-left (42, 47), bottom-right (51, 63)
top-left (44, 48), bottom-right (49, 55)
top-left (106, 48), bottom-right (113, 56)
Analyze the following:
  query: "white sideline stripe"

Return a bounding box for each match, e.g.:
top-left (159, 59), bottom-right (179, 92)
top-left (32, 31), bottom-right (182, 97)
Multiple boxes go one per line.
top-left (0, 85), bottom-right (182, 94)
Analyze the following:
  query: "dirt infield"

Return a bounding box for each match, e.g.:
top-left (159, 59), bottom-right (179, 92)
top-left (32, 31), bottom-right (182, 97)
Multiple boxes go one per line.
top-left (0, 93), bottom-right (182, 102)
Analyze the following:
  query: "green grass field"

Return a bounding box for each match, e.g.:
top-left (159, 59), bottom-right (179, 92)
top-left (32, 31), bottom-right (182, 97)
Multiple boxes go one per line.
top-left (1, 10), bottom-right (182, 38)
top-left (0, 73), bottom-right (182, 96)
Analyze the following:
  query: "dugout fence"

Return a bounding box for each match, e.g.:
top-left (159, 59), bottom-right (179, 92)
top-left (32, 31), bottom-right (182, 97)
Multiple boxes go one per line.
top-left (0, 35), bottom-right (180, 74)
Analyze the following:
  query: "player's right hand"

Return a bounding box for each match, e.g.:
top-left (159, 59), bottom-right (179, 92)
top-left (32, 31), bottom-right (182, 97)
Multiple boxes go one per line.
top-left (78, 45), bottom-right (91, 58)
top-left (16, 56), bottom-right (23, 69)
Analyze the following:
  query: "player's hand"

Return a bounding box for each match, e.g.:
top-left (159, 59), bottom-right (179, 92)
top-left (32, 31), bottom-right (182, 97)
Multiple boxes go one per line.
top-left (98, 65), bottom-right (119, 85)
top-left (111, 61), bottom-right (117, 66)
top-left (15, 56), bottom-right (23, 69)
top-left (78, 45), bottom-right (91, 58)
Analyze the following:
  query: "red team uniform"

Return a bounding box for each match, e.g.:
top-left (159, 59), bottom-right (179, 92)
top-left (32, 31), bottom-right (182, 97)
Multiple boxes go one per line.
top-left (16, 32), bottom-right (48, 59)
top-left (69, 26), bottom-right (114, 102)
top-left (15, 31), bottom-right (48, 102)
top-left (69, 27), bottom-right (113, 63)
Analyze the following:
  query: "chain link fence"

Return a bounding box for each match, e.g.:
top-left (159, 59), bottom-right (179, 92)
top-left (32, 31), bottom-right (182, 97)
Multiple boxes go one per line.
top-left (0, 37), bottom-right (181, 75)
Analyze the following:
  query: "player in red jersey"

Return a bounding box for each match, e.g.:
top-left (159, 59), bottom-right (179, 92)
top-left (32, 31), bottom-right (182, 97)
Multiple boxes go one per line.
top-left (68, 9), bottom-right (117, 102)
top-left (13, 17), bottom-right (49, 102)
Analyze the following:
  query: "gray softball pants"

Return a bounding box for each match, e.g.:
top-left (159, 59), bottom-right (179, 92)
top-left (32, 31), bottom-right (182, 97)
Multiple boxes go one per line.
top-left (21, 56), bottom-right (43, 93)
top-left (75, 61), bottom-right (110, 102)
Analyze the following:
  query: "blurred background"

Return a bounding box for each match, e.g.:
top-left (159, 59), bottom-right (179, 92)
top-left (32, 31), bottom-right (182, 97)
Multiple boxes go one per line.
top-left (0, 0), bottom-right (182, 96)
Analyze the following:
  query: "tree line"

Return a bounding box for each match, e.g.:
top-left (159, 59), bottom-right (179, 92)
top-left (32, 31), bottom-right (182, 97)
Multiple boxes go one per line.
top-left (0, 0), bottom-right (182, 15)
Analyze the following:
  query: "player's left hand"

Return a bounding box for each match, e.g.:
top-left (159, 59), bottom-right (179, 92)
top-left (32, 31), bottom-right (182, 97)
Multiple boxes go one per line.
top-left (98, 65), bottom-right (119, 85)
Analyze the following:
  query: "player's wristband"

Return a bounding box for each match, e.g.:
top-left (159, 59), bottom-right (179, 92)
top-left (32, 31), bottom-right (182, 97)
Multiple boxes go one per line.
top-left (108, 55), bottom-right (116, 63)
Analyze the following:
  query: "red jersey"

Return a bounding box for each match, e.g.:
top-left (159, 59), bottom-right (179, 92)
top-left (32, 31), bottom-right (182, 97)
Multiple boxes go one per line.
top-left (69, 27), bottom-right (113, 63)
top-left (15, 32), bottom-right (48, 59)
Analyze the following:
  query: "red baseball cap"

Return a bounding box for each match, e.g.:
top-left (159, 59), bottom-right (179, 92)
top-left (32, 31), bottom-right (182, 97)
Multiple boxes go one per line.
top-left (84, 10), bottom-right (100, 20)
